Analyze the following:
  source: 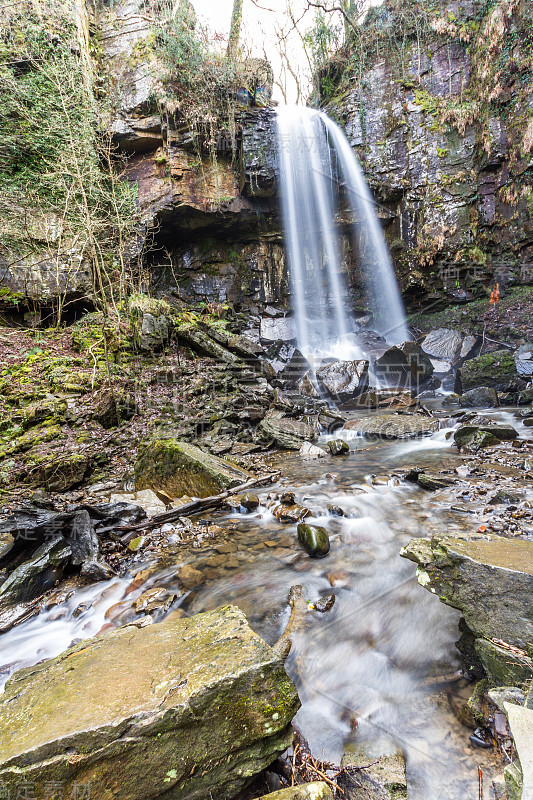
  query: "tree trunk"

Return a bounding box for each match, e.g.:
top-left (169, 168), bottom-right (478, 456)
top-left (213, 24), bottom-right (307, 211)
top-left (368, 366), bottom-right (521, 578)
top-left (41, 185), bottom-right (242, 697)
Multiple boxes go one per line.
top-left (227, 0), bottom-right (244, 61)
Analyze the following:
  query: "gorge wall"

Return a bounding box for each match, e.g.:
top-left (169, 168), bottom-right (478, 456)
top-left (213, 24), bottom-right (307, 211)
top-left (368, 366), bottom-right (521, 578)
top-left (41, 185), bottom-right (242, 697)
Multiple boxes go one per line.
top-left (1, 0), bottom-right (533, 321)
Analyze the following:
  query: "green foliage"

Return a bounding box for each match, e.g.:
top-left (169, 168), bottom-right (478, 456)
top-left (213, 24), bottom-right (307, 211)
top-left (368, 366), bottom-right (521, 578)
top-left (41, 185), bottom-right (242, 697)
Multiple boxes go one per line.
top-left (0, 1), bottom-right (139, 320)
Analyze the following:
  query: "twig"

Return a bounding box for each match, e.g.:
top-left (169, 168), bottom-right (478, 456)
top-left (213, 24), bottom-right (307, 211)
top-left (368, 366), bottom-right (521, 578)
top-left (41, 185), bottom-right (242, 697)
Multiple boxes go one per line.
top-left (305, 759), bottom-right (343, 794)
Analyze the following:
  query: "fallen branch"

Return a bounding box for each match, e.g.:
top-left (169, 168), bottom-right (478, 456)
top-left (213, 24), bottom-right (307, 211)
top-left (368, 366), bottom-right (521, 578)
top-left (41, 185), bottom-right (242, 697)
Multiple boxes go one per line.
top-left (119, 472), bottom-right (280, 543)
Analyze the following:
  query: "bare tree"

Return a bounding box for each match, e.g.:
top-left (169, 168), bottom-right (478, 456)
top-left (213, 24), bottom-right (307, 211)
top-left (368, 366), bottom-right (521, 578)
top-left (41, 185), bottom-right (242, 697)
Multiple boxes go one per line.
top-left (227, 0), bottom-right (244, 60)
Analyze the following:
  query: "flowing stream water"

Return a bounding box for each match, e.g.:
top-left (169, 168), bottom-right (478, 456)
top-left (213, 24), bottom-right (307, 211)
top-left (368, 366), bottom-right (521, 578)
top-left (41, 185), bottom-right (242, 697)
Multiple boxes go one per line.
top-left (0, 415), bottom-right (505, 798)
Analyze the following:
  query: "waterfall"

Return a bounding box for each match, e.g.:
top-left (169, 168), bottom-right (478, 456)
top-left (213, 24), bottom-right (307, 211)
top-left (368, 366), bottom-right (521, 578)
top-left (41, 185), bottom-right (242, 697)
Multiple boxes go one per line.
top-left (276, 106), bottom-right (408, 361)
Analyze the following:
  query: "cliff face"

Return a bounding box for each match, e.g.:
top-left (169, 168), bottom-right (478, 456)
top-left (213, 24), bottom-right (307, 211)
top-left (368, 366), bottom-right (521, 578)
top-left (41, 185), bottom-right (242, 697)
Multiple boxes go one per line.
top-left (324, 0), bottom-right (533, 308)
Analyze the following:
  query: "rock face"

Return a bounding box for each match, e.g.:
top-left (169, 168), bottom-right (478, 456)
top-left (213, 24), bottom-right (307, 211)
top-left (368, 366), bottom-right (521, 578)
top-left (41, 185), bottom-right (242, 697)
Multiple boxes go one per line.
top-left (401, 534), bottom-right (533, 684)
top-left (323, 0), bottom-right (533, 303)
top-left (344, 414), bottom-right (438, 439)
top-left (135, 439), bottom-right (250, 498)
top-left (0, 606), bottom-right (300, 800)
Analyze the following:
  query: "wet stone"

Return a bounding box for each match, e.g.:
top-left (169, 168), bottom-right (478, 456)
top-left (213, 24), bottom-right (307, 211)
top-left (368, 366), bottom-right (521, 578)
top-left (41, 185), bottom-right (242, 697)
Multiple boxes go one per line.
top-left (297, 524), bottom-right (330, 558)
top-left (327, 439), bottom-right (349, 456)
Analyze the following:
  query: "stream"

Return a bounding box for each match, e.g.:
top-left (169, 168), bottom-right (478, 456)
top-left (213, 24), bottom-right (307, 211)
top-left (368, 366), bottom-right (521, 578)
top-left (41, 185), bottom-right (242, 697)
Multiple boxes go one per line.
top-left (0, 407), bottom-right (520, 799)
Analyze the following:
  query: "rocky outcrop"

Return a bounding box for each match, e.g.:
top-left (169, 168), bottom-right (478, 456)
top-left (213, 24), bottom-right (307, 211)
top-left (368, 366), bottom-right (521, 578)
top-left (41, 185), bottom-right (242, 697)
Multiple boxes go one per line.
top-left (401, 533), bottom-right (533, 684)
top-left (0, 606), bottom-right (300, 800)
top-left (324, 0), bottom-right (533, 304)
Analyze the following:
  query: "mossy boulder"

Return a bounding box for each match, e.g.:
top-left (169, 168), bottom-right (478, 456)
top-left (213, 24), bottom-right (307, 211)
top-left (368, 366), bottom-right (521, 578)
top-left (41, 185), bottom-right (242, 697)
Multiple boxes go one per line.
top-left (135, 439), bottom-right (250, 498)
top-left (455, 350), bottom-right (520, 394)
top-left (0, 606), bottom-right (300, 800)
top-left (297, 524), bottom-right (330, 558)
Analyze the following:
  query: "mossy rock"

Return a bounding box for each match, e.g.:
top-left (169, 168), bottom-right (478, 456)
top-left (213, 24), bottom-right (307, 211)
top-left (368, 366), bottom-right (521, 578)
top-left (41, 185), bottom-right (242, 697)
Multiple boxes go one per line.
top-left (135, 439), bottom-right (250, 498)
top-left (0, 606), bottom-right (300, 800)
top-left (35, 452), bottom-right (90, 492)
top-left (456, 350), bottom-right (520, 393)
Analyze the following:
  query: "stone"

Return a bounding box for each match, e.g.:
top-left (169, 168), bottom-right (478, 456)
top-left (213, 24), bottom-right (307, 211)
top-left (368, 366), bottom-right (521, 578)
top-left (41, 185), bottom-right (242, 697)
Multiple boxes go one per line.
top-left (475, 639), bottom-right (533, 686)
top-left (297, 524), bottom-right (330, 558)
top-left (256, 784), bottom-right (333, 800)
top-left (0, 536), bottom-right (71, 609)
top-left (373, 346), bottom-right (412, 387)
top-left (177, 325), bottom-right (243, 366)
top-left (270, 501), bottom-right (312, 524)
top-left (296, 372), bottom-right (320, 399)
top-left (38, 452), bottom-right (90, 492)
top-left (0, 607), bottom-right (300, 800)
top-left (504, 703), bottom-right (533, 800)
top-left (460, 387), bottom-right (499, 408)
top-left (344, 414), bottom-right (439, 439)
top-left (139, 312), bottom-right (169, 351)
top-left (421, 329), bottom-right (463, 362)
top-left (454, 424), bottom-right (517, 449)
top-left (397, 340), bottom-right (435, 381)
top-left (515, 344), bottom-right (533, 377)
top-left (455, 350), bottom-right (520, 394)
top-left (299, 442), bottom-right (327, 459)
top-left (259, 409), bottom-right (318, 450)
top-left (327, 439), bottom-right (349, 455)
top-left (241, 493), bottom-right (260, 511)
top-left (350, 388), bottom-right (416, 410)
top-left (401, 533), bottom-right (533, 660)
top-left (135, 439), bottom-right (250, 498)
top-left (316, 360), bottom-right (369, 405)
top-left (417, 473), bottom-right (455, 491)
top-left (260, 316), bottom-right (297, 343)
top-left (341, 747), bottom-right (407, 799)
top-left (178, 564), bottom-right (204, 589)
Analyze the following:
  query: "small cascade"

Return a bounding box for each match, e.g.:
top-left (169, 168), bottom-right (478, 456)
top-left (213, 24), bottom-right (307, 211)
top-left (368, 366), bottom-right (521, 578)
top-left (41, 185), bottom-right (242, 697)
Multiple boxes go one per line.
top-left (276, 106), bottom-right (408, 362)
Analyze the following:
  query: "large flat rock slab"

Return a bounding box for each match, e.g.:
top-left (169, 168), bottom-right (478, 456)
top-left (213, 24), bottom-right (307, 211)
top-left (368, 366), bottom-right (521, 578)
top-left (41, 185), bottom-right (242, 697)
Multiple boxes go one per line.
top-left (0, 606), bottom-right (300, 800)
top-left (344, 414), bottom-right (438, 439)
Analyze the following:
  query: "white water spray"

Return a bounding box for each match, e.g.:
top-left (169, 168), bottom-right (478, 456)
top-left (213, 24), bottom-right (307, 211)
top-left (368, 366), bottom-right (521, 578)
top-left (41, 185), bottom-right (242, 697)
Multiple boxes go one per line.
top-left (276, 106), bottom-right (408, 360)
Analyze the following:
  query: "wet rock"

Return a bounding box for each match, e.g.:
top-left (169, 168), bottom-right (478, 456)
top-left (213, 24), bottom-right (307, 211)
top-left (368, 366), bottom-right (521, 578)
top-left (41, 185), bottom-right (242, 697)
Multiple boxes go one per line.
top-left (460, 387), bottom-right (499, 408)
top-left (373, 346), bottom-right (412, 387)
top-left (349, 388), bottom-right (416, 410)
top-left (259, 409), bottom-right (318, 450)
top-left (475, 639), bottom-right (533, 686)
top-left (417, 473), bottom-right (455, 491)
top-left (0, 606), bottom-right (300, 800)
top-left (397, 341), bottom-right (435, 382)
top-left (318, 407), bottom-right (345, 432)
top-left (454, 424), bottom-right (517, 450)
top-left (265, 345), bottom-right (309, 387)
top-left (0, 536), bottom-right (71, 608)
top-left (178, 564), bottom-right (204, 589)
top-left (313, 595), bottom-right (335, 613)
top-left (297, 524), bottom-right (330, 558)
top-left (241, 493), bottom-right (260, 511)
top-left (270, 501), bottom-right (312, 524)
top-left (421, 328), bottom-right (463, 362)
top-left (299, 442), bottom-right (327, 459)
top-left (316, 360), bottom-right (369, 405)
top-left (455, 350), bottom-right (520, 394)
top-left (401, 533), bottom-right (533, 682)
top-left (327, 439), bottom-right (349, 456)
top-left (344, 414), bottom-right (438, 439)
top-left (256, 783), bottom-right (333, 800)
top-left (327, 504), bottom-right (345, 517)
top-left (135, 439), bottom-right (250, 498)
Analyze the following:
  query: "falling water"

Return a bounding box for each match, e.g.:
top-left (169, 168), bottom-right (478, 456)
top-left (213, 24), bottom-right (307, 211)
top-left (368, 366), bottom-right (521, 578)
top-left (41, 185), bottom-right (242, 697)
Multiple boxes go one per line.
top-left (276, 106), bottom-right (408, 360)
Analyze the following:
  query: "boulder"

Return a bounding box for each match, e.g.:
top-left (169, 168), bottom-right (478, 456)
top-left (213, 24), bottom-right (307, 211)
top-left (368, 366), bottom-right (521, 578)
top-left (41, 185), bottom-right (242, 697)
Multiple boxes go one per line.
top-left (259, 409), bottom-right (318, 450)
top-left (257, 784), bottom-right (333, 800)
top-left (327, 439), bottom-right (349, 455)
top-left (37, 451), bottom-right (90, 492)
top-left (140, 312), bottom-right (169, 352)
top-left (315, 360), bottom-right (369, 405)
top-left (460, 387), bottom-right (499, 408)
top-left (344, 414), bottom-right (438, 439)
top-left (297, 524), bottom-right (330, 558)
top-left (504, 703), bottom-right (533, 800)
top-left (264, 344), bottom-right (309, 386)
top-left (454, 424), bottom-right (517, 449)
top-left (241, 493), bottom-right (260, 511)
top-left (421, 328), bottom-right (463, 362)
top-left (401, 533), bottom-right (533, 683)
top-left (515, 344), bottom-right (533, 377)
top-left (0, 606), bottom-right (300, 800)
top-left (135, 439), bottom-right (250, 498)
top-left (397, 341), bottom-right (435, 381)
top-left (299, 442), bottom-right (327, 459)
top-left (260, 317), bottom-right (297, 343)
top-left (349, 388), bottom-right (416, 410)
top-left (0, 536), bottom-right (71, 609)
top-left (373, 346), bottom-right (412, 387)
top-left (177, 325), bottom-right (243, 366)
top-left (296, 372), bottom-right (320, 399)
top-left (455, 350), bottom-right (520, 394)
